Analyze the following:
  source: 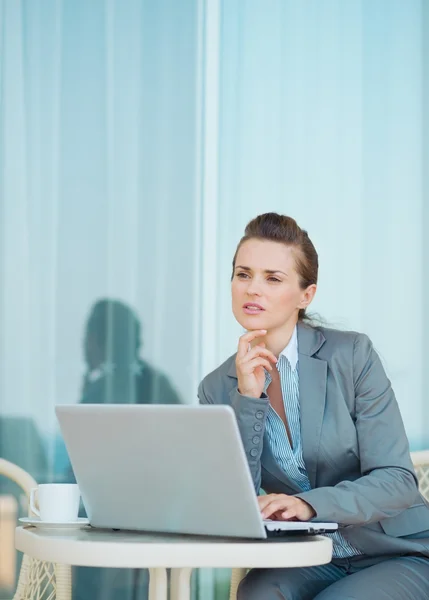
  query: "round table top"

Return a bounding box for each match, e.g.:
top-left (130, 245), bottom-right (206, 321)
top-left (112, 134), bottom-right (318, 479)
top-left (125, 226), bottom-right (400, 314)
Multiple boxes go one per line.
top-left (16, 526), bottom-right (332, 569)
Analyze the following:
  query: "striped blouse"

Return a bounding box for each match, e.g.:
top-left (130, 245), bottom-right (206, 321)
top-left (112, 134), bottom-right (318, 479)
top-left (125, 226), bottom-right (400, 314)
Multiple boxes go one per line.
top-left (264, 327), bottom-right (362, 558)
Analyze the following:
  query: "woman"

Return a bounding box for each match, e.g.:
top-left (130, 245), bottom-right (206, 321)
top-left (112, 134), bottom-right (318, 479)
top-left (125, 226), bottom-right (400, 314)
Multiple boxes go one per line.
top-left (198, 213), bottom-right (429, 599)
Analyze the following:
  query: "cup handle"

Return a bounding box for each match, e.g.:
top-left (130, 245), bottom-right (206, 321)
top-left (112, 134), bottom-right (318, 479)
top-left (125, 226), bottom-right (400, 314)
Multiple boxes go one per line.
top-left (30, 487), bottom-right (40, 517)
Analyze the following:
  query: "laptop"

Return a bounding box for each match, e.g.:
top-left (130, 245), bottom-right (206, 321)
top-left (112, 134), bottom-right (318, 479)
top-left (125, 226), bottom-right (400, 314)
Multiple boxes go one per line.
top-left (55, 404), bottom-right (338, 539)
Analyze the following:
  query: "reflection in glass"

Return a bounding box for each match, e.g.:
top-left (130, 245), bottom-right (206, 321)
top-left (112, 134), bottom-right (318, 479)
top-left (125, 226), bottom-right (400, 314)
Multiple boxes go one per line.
top-left (81, 299), bottom-right (182, 406)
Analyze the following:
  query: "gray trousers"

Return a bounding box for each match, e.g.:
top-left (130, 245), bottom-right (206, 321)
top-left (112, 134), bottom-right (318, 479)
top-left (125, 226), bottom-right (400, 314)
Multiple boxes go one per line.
top-left (237, 554), bottom-right (429, 600)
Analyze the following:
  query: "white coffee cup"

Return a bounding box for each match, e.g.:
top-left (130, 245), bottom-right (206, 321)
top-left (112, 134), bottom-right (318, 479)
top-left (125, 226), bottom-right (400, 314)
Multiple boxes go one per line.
top-left (30, 484), bottom-right (81, 522)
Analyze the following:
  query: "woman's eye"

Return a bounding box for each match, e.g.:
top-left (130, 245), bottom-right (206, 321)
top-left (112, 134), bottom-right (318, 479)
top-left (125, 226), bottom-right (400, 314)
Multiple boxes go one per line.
top-left (236, 272), bottom-right (249, 279)
top-left (268, 277), bottom-right (281, 283)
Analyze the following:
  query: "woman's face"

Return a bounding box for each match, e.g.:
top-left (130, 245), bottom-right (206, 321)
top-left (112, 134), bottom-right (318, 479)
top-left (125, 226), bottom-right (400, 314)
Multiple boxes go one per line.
top-left (231, 239), bottom-right (316, 332)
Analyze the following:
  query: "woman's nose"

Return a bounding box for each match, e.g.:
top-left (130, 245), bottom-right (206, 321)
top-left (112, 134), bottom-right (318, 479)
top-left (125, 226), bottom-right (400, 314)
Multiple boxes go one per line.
top-left (247, 279), bottom-right (262, 296)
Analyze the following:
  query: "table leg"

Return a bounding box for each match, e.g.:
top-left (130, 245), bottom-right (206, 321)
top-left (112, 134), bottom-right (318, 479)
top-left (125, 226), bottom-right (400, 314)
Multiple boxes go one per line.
top-left (170, 568), bottom-right (193, 600)
top-left (55, 563), bottom-right (72, 600)
top-left (148, 568), bottom-right (168, 600)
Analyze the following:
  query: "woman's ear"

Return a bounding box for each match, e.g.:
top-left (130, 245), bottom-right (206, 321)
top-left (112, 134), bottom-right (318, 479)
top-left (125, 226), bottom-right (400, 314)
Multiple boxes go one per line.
top-left (298, 284), bottom-right (317, 309)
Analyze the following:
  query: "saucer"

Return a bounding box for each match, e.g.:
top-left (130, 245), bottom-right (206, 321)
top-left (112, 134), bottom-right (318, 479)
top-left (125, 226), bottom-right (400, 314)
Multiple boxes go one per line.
top-left (19, 517), bottom-right (90, 529)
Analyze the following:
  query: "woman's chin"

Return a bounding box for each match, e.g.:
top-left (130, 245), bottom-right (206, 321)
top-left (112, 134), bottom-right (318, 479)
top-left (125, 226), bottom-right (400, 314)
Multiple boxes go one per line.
top-left (237, 314), bottom-right (269, 331)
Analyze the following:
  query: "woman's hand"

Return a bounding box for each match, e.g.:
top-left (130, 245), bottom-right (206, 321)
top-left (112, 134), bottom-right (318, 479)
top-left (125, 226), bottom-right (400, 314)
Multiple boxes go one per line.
top-left (258, 494), bottom-right (316, 521)
top-left (236, 330), bottom-right (277, 398)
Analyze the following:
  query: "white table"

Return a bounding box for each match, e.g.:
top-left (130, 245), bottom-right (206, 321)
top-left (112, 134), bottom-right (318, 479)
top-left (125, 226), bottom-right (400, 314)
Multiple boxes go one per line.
top-left (15, 526), bottom-right (333, 600)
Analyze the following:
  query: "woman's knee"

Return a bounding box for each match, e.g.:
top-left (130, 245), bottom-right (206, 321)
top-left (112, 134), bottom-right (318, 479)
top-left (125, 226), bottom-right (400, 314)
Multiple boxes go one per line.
top-left (237, 569), bottom-right (281, 600)
top-left (236, 564), bottom-right (343, 600)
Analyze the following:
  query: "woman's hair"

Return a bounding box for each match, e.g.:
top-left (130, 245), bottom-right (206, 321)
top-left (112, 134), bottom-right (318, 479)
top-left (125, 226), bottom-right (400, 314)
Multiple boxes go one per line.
top-left (232, 212), bottom-right (319, 322)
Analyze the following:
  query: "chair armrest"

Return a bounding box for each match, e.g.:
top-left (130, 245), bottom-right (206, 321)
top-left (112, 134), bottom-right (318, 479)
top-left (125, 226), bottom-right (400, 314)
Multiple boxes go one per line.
top-left (229, 568), bottom-right (247, 600)
top-left (0, 459), bottom-right (37, 500)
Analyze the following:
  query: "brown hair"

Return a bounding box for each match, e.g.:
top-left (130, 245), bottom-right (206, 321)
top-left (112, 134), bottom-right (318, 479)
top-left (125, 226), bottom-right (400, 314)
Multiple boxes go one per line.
top-left (231, 213), bottom-right (319, 321)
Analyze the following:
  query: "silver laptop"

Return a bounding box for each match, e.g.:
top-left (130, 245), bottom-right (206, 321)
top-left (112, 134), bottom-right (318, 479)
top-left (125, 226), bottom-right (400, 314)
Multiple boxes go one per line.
top-left (56, 404), bottom-right (338, 539)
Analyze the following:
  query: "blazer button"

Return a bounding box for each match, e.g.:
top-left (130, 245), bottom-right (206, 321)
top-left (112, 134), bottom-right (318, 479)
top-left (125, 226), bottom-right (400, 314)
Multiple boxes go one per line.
top-left (254, 423), bottom-right (262, 432)
top-left (256, 410), bottom-right (264, 419)
top-left (250, 448), bottom-right (258, 457)
top-left (252, 436), bottom-right (260, 444)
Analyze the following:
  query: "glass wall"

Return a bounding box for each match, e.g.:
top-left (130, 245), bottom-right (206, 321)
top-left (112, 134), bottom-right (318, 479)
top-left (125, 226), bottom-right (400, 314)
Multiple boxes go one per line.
top-left (216, 0), bottom-right (429, 450)
top-left (1, 0), bottom-right (428, 598)
top-left (1, 0), bottom-right (202, 597)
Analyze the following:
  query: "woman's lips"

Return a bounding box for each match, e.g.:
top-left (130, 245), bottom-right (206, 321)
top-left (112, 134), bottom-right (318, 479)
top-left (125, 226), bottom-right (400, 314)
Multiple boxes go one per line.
top-left (243, 303), bottom-right (265, 315)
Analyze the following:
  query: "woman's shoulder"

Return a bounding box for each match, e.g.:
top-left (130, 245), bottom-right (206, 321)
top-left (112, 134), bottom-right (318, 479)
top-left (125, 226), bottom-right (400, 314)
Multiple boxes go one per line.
top-left (311, 324), bottom-right (374, 363)
top-left (317, 325), bottom-right (369, 344)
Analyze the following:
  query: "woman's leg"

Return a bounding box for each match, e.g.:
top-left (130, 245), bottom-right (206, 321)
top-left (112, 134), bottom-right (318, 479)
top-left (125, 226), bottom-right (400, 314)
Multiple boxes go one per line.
top-left (315, 556), bottom-right (429, 600)
top-left (237, 563), bottom-right (346, 600)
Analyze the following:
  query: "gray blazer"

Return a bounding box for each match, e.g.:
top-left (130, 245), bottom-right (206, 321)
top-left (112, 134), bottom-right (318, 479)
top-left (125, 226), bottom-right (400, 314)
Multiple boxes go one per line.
top-left (198, 323), bottom-right (429, 557)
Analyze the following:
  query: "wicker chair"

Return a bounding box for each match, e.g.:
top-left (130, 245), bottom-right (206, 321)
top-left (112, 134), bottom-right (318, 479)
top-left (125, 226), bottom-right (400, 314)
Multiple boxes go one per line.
top-left (228, 450), bottom-right (429, 600)
top-left (0, 458), bottom-right (72, 600)
top-left (410, 450), bottom-right (429, 501)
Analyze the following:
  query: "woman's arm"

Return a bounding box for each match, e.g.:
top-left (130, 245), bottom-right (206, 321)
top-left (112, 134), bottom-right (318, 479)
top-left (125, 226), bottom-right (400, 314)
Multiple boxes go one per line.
top-left (198, 330), bottom-right (276, 493)
top-left (198, 379), bottom-right (269, 493)
top-left (295, 333), bottom-right (419, 525)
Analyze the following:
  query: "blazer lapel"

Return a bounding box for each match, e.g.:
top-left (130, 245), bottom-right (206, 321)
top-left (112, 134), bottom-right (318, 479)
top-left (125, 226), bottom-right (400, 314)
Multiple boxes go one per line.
top-left (297, 323), bottom-right (327, 488)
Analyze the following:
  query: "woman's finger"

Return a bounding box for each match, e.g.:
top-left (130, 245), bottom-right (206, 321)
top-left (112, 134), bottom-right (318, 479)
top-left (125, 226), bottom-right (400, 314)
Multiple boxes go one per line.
top-left (237, 330), bottom-right (267, 359)
top-left (242, 345), bottom-right (277, 365)
top-left (281, 508), bottom-right (298, 520)
top-left (257, 494), bottom-right (279, 511)
top-left (242, 358), bottom-right (273, 373)
top-left (271, 510), bottom-right (296, 521)
top-left (261, 498), bottom-right (294, 519)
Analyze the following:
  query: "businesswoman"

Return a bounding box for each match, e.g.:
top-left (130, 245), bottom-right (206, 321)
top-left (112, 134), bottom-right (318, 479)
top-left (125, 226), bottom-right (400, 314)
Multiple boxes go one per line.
top-left (198, 213), bottom-right (429, 599)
